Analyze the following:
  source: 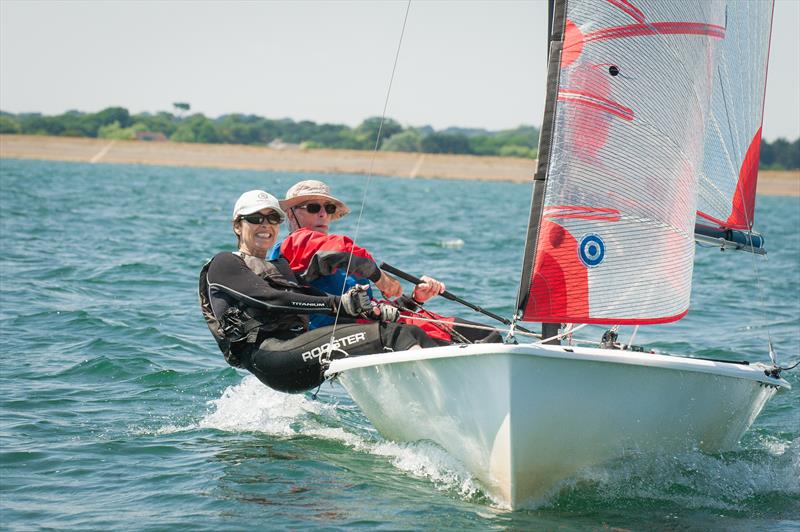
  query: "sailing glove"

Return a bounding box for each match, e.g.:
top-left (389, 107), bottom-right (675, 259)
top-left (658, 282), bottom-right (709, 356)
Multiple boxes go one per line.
top-left (376, 303), bottom-right (400, 323)
top-left (340, 285), bottom-right (373, 317)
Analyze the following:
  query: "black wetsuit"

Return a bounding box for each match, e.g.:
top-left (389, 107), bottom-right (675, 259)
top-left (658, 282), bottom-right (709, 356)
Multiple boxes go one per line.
top-left (199, 252), bottom-right (445, 393)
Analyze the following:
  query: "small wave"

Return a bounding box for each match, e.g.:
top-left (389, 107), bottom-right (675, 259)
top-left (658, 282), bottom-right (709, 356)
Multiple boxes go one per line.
top-left (53, 353), bottom-right (159, 381)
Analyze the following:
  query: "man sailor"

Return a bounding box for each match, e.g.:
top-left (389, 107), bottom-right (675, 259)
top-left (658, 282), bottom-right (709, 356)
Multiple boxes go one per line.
top-left (271, 180), bottom-right (502, 344)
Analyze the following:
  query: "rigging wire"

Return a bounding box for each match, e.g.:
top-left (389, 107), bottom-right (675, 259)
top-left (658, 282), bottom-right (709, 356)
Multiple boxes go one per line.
top-left (776, 359), bottom-right (800, 372)
top-left (538, 323), bottom-right (588, 345)
top-left (325, 0), bottom-right (413, 360)
top-left (735, 160), bottom-right (777, 367)
top-left (708, 35), bottom-right (778, 370)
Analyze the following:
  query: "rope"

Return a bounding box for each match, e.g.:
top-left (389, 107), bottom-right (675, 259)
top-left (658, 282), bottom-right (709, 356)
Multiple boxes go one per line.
top-left (326, 0), bottom-right (413, 358)
top-left (537, 323), bottom-right (588, 345)
top-left (779, 360), bottom-right (799, 371)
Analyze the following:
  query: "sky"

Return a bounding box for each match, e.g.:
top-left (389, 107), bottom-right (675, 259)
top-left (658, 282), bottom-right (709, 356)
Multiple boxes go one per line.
top-left (1, 0), bottom-right (798, 141)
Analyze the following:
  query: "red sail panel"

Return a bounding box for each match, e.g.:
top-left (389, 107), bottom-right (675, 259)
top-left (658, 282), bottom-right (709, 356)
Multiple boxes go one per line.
top-left (727, 128), bottom-right (763, 229)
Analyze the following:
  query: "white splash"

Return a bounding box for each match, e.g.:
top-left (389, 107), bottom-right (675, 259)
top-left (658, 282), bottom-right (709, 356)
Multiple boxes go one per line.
top-left (370, 440), bottom-right (485, 500)
top-left (198, 375), bottom-right (334, 435)
top-left (438, 238), bottom-right (465, 249)
top-left (197, 375), bottom-right (485, 500)
top-left (570, 439), bottom-right (800, 508)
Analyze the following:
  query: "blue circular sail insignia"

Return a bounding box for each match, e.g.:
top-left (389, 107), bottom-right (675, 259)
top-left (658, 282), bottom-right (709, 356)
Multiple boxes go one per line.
top-left (578, 233), bottom-right (605, 268)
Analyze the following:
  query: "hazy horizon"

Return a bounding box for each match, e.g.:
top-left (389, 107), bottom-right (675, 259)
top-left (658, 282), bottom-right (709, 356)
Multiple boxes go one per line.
top-left (2, 1), bottom-right (798, 141)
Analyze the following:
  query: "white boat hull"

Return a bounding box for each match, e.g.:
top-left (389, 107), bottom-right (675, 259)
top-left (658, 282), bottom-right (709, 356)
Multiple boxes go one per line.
top-left (325, 343), bottom-right (789, 508)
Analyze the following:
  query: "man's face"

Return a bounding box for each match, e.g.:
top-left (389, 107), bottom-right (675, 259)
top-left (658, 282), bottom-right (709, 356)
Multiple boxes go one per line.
top-left (291, 201), bottom-right (337, 234)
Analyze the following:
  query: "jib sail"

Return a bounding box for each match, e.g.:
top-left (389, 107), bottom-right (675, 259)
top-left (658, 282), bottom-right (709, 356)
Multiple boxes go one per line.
top-left (696, 1), bottom-right (773, 232)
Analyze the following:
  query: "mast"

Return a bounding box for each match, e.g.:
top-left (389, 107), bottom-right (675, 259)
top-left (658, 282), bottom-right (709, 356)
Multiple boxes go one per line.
top-left (516, 0), bottom-right (567, 343)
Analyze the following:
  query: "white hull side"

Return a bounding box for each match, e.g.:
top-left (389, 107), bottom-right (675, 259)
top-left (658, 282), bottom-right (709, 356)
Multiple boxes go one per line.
top-left (326, 344), bottom-right (788, 508)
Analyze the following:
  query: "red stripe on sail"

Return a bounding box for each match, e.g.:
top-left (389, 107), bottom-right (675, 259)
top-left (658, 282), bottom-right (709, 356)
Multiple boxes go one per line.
top-left (585, 22), bottom-right (726, 43)
top-left (558, 91), bottom-right (634, 121)
top-left (696, 210), bottom-right (731, 228)
top-left (605, 0), bottom-right (646, 24)
top-left (545, 213), bottom-right (620, 222)
top-left (544, 205), bottom-right (621, 222)
top-left (726, 128), bottom-right (762, 230)
top-left (547, 205), bottom-right (621, 213)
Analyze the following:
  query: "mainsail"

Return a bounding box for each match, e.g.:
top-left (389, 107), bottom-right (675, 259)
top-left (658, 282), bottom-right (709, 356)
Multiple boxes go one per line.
top-left (517, 0), bottom-right (773, 325)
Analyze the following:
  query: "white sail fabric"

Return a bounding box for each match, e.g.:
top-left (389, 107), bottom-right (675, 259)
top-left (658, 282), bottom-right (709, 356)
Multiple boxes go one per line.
top-left (522, 0), bottom-right (737, 324)
top-left (697, 1), bottom-right (772, 230)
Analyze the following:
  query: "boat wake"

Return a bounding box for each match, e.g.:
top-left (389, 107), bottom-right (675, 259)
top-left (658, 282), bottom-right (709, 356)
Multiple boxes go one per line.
top-left (196, 376), bottom-right (486, 501)
top-left (162, 376), bottom-right (798, 512)
top-left (553, 437), bottom-right (800, 512)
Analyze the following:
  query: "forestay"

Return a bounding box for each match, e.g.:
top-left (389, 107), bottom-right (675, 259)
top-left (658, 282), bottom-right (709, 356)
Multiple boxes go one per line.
top-left (517, 0), bottom-right (773, 325)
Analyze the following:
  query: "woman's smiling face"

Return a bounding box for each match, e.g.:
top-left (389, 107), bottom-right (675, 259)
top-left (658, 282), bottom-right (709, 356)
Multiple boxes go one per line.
top-left (234, 209), bottom-right (281, 257)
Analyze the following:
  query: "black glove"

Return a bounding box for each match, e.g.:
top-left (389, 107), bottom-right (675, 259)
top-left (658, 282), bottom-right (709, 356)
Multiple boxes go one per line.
top-left (340, 284), bottom-right (373, 317)
top-left (376, 303), bottom-right (400, 323)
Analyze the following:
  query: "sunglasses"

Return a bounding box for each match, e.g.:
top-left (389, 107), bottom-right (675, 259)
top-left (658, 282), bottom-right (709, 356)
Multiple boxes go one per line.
top-left (296, 202), bottom-right (337, 215)
top-left (239, 212), bottom-right (282, 225)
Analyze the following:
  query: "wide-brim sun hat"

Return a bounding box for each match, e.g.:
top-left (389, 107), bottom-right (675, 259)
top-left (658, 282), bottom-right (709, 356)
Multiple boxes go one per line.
top-left (280, 180), bottom-right (350, 220)
top-left (231, 190), bottom-right (287, 222)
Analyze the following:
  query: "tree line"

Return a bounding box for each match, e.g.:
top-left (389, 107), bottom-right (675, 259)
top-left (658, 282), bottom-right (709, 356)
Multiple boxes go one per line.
top-left (0, 107), bottom-right (538, 159)
top-left (0, 106), bottom-right (797, 168)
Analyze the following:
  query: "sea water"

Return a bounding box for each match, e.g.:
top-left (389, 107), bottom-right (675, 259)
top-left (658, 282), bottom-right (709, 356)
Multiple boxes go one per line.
top-left (0, 159), bottom-right (797, 530)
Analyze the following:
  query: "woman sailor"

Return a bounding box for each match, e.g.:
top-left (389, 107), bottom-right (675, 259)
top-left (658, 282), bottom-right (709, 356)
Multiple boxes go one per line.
top-left (199, 190), bottom-right (444, 394)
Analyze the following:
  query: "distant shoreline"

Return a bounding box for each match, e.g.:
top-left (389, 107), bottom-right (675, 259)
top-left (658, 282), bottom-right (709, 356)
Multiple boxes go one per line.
top-left (1, 134), bottom-right (798, 196)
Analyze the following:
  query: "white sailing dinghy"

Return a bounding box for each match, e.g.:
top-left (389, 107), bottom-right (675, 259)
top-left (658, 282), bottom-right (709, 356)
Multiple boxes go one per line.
top-left (325, 0), bottom-right (791, 508)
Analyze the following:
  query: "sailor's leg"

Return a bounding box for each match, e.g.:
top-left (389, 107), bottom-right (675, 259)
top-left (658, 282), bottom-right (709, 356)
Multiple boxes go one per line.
top-left (378, 322), bottom-right (449, 350)
top-left (242, 323), bottom-right (384, 393)
top-left (242, 322), bottom-right (446, 393)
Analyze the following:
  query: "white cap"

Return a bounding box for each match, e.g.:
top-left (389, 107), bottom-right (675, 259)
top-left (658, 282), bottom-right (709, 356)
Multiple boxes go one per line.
top-left (231, 190), bottom-right (287, 221)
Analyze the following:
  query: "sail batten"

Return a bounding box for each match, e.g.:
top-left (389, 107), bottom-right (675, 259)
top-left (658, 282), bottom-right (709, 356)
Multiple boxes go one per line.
top-left (517, 0), bottom-right (773, 325)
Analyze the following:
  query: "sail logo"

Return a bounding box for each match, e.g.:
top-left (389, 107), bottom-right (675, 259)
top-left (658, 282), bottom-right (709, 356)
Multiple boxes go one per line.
top-left (578, 234), bottom-right (605, 268)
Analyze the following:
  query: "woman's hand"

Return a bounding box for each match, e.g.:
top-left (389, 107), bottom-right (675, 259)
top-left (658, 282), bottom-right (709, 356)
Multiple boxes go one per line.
top-left (374, 272), bottom-right (403, 298)
top-left (411, 276), bottom-right (445, 303)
